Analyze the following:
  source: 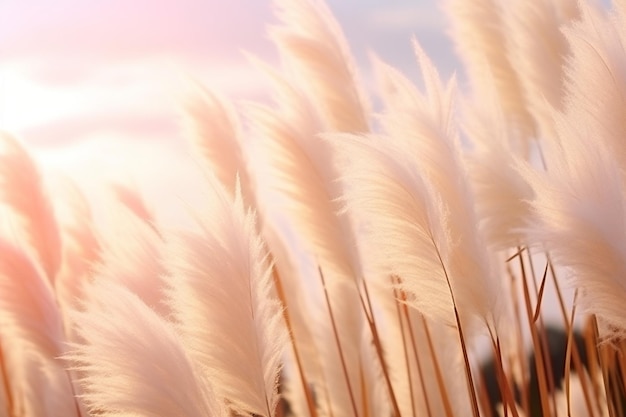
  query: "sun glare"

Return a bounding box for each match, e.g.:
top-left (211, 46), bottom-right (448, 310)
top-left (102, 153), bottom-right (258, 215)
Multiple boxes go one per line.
top-left (0, 66), bottom-right (82, 135)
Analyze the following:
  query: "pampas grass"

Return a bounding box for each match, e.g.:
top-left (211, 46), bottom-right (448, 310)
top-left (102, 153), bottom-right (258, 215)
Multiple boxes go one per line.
top-left (69, 280), bottom-right (226, 417)
top-left (165, 181), bottom-right (287, 417)
top-left (5, 0), bottom-right (626, 416)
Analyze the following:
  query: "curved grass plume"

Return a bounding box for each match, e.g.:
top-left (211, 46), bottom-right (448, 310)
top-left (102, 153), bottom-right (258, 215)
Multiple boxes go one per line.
top-left (2, 0), bottom-right (626, 416)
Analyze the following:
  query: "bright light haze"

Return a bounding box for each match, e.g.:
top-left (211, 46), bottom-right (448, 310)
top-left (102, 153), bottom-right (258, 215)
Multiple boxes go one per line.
top-left (0, 0), bottom-right (455, 224)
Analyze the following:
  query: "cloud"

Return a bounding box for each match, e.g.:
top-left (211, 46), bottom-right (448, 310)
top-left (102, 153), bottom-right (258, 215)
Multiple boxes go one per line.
top-left (0, 0), bottom-right (275, 62)
top-left (1, 56), bottom-right (269, 150)
top-left (0, 0), bottom-right (460, 231)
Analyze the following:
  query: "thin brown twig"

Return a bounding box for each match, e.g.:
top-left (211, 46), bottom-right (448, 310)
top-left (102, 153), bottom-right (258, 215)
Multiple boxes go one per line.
top-left (272, 266), bottom-right (318, 417)
top-left (402, 298), bottom-right (434, 417)
top-left (547, 257), bottom-right (596, 417)
top-left (517, 247), bottom-right (551, 417)
top-left (422, 315), bottom-right (455, 417)
top-left (358, 277), bottom-right (402, 417)
top-left (318, 266), bottom-right (359, 417)
top-left (391, 276), bottom-right (416, 417)
top-left (0, 341), bottom-right (13, 415)
top-left (431, 242), bottom-right (480, 417)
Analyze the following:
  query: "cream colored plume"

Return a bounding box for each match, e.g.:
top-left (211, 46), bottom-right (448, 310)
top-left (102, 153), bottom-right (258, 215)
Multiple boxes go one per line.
top-left (461, 79), bottom-right (534, 250)
top-left (505, 0), bottom-right (573, 142)
top-left (445, 0), bottom-right (535, 153)
top-left (0, 132), bottom-right (62, 284)
top-left (183, 77), bottom-right (322, 416)
top-left (166, 181), bottom-right (288, 417)
top-left (560, 2), bottom-right (626, 170)
top-left (0, 237), bottom-right (80, 417)
top-left (91, 198), bottom-right (168, 317)
top-left (362, 43), bottom-right (501, 333)
top-left (270, 0), bottom-right (369, 132)
top-left (69, 281), bottom-right (225, 417)
top-left (524, 114), bottom-right (626, 335)
top-left (182, 85), bottom-right (254, 206)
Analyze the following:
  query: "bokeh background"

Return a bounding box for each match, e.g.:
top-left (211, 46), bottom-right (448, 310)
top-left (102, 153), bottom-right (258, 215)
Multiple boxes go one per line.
top-left (0, 0), bottom-right (458, 226)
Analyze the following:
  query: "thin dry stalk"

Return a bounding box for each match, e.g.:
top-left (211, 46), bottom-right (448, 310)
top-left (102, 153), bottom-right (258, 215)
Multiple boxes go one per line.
top-left (0, 345), bottom-right (12, 413)
top-left (391, 277), bottom-right (417, 417)
top-left (357, 280), bottom-right (402, 417)
top-left (506, 262), bottom-right (531, 416)
top-left (531, 263), bottom-right (548, 324)
top-left (618, 341), bottom-right (626, 398)
top-left (432, 244), bottom-right (480, 417)
top-left (487, 335), bottom-right (521, 417)
top-left (318, 266), bottom-right (359, 417)
top-left (591, 316), bottom-right (617, 417)
top-left (422, 316), bottom-right (455, 417)
top-left (400, 295), bottom-right (433, 417)
top-left (272, 267), bottom-right (318, 417)
top-left (476, 369), bottom-right (494, 417)
top-left (565, 291), bottom-right (581, 417)
top-left (548, 259), bottom-right (596, 416)
top-left (518, 247), bottom-right (552, 417)
top-left (524, 250), bottom-right (558, 412)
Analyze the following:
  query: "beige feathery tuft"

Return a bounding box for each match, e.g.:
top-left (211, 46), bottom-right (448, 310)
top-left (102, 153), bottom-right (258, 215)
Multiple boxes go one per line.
top-left (367, 43), bottom-right (501, 332)
top-left (182, 84), bottom-right (255, 207)
top-left (524, 112), bottom-right (626, 336)
top-left (560, 1), bottom-right (626, 170)
top-left (269, 0), bottom-right (369, 133)
top-left (69, 281), bottom-right (225, 417)
top-left (51, 177), bottom-right (101, 333)
top-left (245, 72), bottom-right (377, 417)
top-left (0, 132), bottom-right (62, 284)
top-left (183, 75), bottom-right (323, 413)
top-left (461, 81), bottom-right (534, 250)
top-left (0, 237), bottom-right (80, 417)
top-left (166, 180), bottom-right (288, 417)
top-left (329, 132), bottom-right (460, 327)
top-left (505, 0), bottom-right (572, 142)
top-left (110, 182), bottom-right (157, 230)
top-left (91, 198), bottom-right (168, 317)
top-left (246, 98), bottom-right (358, 285)
top-left (444, 0), bottom-right (535, 152)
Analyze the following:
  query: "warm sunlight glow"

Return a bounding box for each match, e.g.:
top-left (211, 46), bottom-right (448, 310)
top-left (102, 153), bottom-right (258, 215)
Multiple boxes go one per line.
top-left (0, 67), bottom-right (81, 134)
top-left (0, 0), bottom-right (621, 416)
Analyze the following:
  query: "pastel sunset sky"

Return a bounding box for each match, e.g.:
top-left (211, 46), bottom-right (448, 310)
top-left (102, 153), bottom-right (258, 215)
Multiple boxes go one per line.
top-left (0, 0), bottom-right (456, 225)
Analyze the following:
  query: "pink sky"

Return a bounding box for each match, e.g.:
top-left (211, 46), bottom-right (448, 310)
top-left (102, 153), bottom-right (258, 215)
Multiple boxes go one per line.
top-left (0, 0), bottom-right (454, 225)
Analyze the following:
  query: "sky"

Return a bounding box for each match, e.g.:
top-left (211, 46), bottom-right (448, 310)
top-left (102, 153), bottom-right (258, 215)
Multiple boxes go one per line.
top-left (0, 0), bottom-right (456, 225)
top-left (1, 0), bottom-right (601, 332)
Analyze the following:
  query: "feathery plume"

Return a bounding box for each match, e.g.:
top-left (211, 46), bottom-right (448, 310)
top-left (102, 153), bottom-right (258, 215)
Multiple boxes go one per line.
top-left (52, 177), bottom-right (101, 328)
top-left (166, 181), bottom-right (287, 417)
top-left (0, 237), bottom-right (80, 417)
top-left (91, 199), bottom-right (168, 317)
top-left (461, 80), bottom-right (534, 249)
top-left (269, 0), bottom-right (369, 132)
top-left (366, 44), bottom-right (501, 332)
top-left (505, 0), bottom-right (572, 142)
top-left (110, 182), bottom-right (157, 230)
top-left (560, 1), bottom-right (626, 169)
top-left (69, 281), bottom-right (225, 417)
top-left (182, 85), bottom-right (254, 206)
top-left (554, 0), bottom-right (580, 22)
top-left (444, 0), bottom-right (535, 152)
top-left (328, 132), bottom-right (459, 327)
top-left (183, 76), bottom-right (322, 414)
top-left (0, 132), bottom-right (62, 283)
top-left (524, 113), bottom-right (626, 336)
top-left (246, 74), bottom-right (375, 417)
